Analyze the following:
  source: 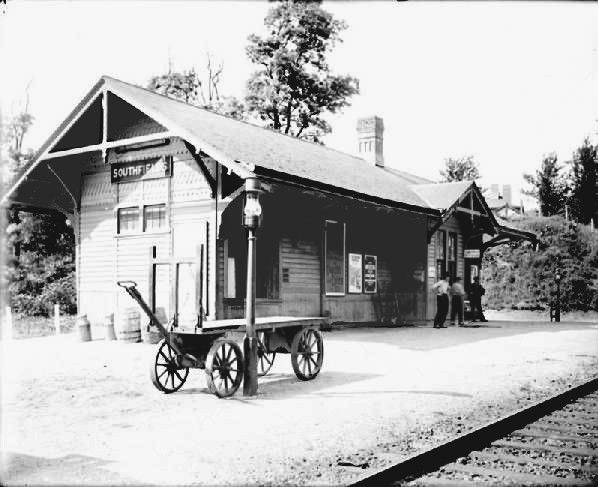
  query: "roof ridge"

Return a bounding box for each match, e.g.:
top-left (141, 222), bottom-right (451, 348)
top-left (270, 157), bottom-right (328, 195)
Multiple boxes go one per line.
top-left (101, 75), bottom-right (368, 163)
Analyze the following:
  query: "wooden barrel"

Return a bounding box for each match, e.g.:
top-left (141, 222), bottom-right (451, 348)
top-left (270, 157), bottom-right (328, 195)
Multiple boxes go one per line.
top-left (141, 307), bottom-right (165, 344)
top-left (104, 313), bottom-right (117, 341)
top-left (77, 314), bottom-right (92, 342)
top-left (117, 307), bottom-right (141, 343)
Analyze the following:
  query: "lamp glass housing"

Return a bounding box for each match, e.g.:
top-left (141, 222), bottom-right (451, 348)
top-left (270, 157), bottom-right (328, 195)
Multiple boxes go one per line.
top-left (243, 191), bottom-right (262, 228)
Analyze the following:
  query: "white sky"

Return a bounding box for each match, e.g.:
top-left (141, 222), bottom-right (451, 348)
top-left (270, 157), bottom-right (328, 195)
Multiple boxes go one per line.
top-left (1, 1), bottom-right (598, 206)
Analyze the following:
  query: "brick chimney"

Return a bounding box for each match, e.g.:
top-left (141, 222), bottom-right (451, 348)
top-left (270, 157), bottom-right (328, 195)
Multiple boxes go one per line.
top-left (357, 116), bottom-right (384, 167)
top-left (502, 184), bottom-right (512, 205)
top-left (490, 184), bottom-right (500, 198)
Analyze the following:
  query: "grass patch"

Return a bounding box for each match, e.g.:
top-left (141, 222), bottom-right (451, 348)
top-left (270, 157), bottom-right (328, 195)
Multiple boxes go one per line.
top-left (10, 313), bottom-right (77, 339)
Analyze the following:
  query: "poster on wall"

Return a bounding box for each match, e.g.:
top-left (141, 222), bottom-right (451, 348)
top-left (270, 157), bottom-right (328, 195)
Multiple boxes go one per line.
top-left (348, 253), bottom-right (363, 293)
top-left (364, 254), bottom-right (377, 294)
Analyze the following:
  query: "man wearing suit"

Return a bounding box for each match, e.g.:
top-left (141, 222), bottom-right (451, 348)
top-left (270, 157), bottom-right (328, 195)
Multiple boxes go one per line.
top-left (432, 275), bottom-right (450, 328)
top-left (470, 276), bottom-right (488, 322)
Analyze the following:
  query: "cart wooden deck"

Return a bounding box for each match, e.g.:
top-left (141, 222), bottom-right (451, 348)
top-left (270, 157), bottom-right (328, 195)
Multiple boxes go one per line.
top-left (176, 316), bottom-right (328, 334)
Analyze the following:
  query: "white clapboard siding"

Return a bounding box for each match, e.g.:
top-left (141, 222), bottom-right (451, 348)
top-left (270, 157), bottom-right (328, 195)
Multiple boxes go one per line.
top-left (116, 234), bottom-right (171, 314)
top-left (171, 158), bottom-right (212, 203)
top-left (80, 171), bottom-right (116, 324)
top-left (280, 237), bottom-right (320, 293)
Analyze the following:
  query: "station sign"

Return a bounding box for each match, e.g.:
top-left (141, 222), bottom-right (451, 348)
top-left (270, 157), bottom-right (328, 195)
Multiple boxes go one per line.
top-left (464, 248), bottom-right (481, 259)
top-left (111, 156), bottom-right (173, 183)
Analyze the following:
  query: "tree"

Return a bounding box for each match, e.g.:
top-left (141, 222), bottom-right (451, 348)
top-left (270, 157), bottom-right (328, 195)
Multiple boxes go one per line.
top-left (523, 153), bottom-right (568, 217)
top-left (2, 103), bottom-right (76, 316)
top-left (245, 0), bottom-right (359, 142)
top-left (440, 156), bottom-right (480, 182)
top-left (567, 138), bottom-right (597, 225)
top-left (147, 54), bottom-right (245, 119)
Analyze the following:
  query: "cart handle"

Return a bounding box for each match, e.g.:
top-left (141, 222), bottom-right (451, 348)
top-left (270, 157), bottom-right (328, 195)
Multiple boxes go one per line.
top-left (117, 280), bottom-right (137, 289)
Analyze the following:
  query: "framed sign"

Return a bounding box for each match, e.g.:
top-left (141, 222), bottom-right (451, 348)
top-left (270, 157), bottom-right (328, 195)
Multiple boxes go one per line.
top-left (348, 253), bottom-right (363, 293)
top-left (111, 156), bottom-right (173, 183)
top-left (325, 221), bottom-right (345, 295)
top-left (464, 248), bottom-right (480, 259)
top-left (363, 254), bottom-right (377, 294)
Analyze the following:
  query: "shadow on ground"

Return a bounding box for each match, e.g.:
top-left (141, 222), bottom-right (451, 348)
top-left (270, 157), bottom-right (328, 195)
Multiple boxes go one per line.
top-left (324, 321), bottom-right (598, 352)
top-left (1, 451), bottom-right (151, 486)
top-left (175, 371), bottom-right (381, 400)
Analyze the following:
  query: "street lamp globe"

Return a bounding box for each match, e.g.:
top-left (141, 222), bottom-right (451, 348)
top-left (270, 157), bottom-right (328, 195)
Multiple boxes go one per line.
top-left (243, 178), bottom-right (262, 228)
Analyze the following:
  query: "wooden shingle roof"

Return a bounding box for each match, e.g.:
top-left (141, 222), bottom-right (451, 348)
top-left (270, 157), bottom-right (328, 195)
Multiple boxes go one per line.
top-left (103, 77), bottom-right (434, 211)
top-left (2, 76), bottom-right (485, 219)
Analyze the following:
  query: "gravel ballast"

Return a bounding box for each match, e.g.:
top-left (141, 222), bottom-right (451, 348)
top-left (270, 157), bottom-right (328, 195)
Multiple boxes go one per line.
top-left (1, 320), bottom-right (597, 486)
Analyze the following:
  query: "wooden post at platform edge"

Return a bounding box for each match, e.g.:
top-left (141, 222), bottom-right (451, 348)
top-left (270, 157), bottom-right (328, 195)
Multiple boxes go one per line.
top-left (54, 304), bottom-right (60, 335)
top-left (4, 306), bottom-right (13, 341)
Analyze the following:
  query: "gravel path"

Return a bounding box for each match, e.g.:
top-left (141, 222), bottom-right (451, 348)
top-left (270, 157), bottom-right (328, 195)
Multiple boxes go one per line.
top-left (1, 321), bottom-right (597, 486)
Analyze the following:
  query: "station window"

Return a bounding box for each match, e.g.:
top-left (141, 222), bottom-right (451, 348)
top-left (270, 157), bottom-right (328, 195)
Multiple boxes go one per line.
top-left (144, 204), bottom-right (167, 231)
top-left (117, 207), bottom-right (140, 234)
top-left (436, 230), bottom-right (446, 279)
top-left (448, 232), bottom-right (457, 281)
top-left (325, 220), bottom-right (346, 295)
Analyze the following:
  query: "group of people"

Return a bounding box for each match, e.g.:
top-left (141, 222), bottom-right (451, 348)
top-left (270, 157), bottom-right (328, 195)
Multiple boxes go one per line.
top-left (432, 275), bottom-right (487, 328)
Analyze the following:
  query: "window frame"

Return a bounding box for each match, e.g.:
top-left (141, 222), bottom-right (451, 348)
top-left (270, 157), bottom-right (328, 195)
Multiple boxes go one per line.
top-left (143, 203), bottom-right (167, 232)
top-left (117, 206), bottom-right (141, 234)
top-left (435, 230), bottom-right (446, 279)
top-left (324, 220), bottom-right (346, 296)
top-left (447, 232), bottom-right (458, 281)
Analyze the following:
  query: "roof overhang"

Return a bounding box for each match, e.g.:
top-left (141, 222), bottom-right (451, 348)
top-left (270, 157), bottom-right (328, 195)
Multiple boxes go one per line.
top-left (426, 181), bottom-right (499, 242)
top-left (482, 223), bottom-right (538, 251)
top-left (254, 166), bottom-right (442, 217)
top-left (1, 76), bottom-right (254, 214)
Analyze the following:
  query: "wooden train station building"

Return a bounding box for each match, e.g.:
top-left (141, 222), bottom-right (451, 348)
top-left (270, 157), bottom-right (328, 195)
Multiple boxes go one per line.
top-left (3, 76), bottom-right (536, 336)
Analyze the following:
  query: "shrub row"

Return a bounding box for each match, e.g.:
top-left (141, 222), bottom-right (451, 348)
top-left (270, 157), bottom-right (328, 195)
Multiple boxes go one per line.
top-left (482, 216), bottom-right (598, 311)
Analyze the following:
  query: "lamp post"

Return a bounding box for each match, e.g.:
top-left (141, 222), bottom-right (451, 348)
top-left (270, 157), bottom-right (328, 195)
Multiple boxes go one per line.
top-left (242, 177), bottom-right (262, 396)
top-left (554, 272), bottom-right (561, 323)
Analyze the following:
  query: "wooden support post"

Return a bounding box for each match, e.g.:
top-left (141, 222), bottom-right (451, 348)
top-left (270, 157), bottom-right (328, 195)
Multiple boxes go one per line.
top-left (54, 304), bottom-right (60, 335)
top-left (243, 227), bottom-right (258, 397)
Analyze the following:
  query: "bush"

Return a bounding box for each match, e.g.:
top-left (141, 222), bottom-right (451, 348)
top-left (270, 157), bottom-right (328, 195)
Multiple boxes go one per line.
top-left (4, 209), bottom-right (76, 317)
top-left (7, 253), bottom-right (76, 317)
top-left (483, 216), bottom-right (598, 312)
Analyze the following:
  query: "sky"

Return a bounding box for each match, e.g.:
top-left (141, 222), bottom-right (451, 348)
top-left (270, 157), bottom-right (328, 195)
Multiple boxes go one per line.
top-left (1, 1), bottom-right (598, 207)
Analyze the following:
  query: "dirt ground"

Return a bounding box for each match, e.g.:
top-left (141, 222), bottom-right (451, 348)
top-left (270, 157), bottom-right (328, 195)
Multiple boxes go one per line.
top-left (1, 320), bottom-right (597, 486)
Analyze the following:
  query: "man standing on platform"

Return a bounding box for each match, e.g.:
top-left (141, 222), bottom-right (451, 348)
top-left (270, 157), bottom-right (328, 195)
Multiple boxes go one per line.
top-left (432, 275), bottom-right (450, 328)
top-left (469, 276), bottom-right (488, 322)
top-left (450, 276), bottom-right (466, 326)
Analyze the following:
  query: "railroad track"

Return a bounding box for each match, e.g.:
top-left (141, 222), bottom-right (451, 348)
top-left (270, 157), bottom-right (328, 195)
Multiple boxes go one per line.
top-left (353, 378), bottom-right (598, 486)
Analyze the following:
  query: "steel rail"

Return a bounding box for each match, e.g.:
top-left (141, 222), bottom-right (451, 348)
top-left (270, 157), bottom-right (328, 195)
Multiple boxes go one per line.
top-left (351, 376), bottom-right (598, 487)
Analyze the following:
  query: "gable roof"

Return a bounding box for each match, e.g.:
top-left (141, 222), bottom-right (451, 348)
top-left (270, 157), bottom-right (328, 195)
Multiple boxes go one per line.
top-left (410, 180), bottom-right (473, 211)
top-left (2, 76), bottom-right (485, 220)
top-left (103, 77), bottom-right (436, 211)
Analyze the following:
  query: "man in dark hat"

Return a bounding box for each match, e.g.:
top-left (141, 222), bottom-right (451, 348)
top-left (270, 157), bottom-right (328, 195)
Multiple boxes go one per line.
top-left (469, 276), bottom-right (488, 322)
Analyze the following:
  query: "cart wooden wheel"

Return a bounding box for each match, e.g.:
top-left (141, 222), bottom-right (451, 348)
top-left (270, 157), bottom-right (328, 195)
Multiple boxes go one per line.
top-left (150, 339), bottom-right (189, 393)
top-left (291, 328), bottom-right (324, 381)
top-left (205, 339), bottom-right (244, 398)
top-left (257, 331), bottom-right (276, 377)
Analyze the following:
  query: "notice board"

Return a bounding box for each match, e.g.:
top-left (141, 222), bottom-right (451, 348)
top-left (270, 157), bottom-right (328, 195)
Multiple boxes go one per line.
top-left (348, 253), bottom-right (363, 293)
top-left (364, 254), bottom-right (377, 294)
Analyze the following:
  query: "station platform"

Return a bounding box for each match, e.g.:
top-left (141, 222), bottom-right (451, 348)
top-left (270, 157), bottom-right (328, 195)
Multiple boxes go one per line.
top-left (1, 319), bottom-right (597, 486)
